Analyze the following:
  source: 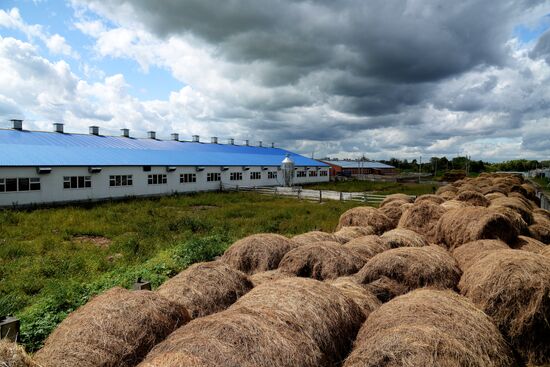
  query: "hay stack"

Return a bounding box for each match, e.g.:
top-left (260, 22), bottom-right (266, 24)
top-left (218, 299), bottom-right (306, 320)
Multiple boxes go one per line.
top-left (336, 207), bottom-right (393, 234)
top-left (343, 289), bottom-right (517, 367)
top-left (248, 269), bottom-right (294, 287)
top-left (451, 239), bottom-right (510, 271)
top-left (440, 199), bottom-right (468, 210)
top-left (291, 231), bottom-right (337, 246)
top-left (156, 261), bottom-right (253, 319)
top-left (459, 250), bottom-right (550, 365)
top-left (521, 183), bottom-right (537, 200)
top-left (485, 192), bottom-right (506, 201)
top-left (362, 276), bottom-right (409, 303)
top-left (533, 208), bottom-right (550, 221)
top-left (333, 226), bottom-right (376, 243)
top-left (490, 196), bottom-right (534, 224)
top-left (455, 190), bottom-right (490, 207)
top-left (0, 340), bottom-right (38, 367)
top-left (414, 194), bottom-right (445, 205)
top-left (34, 287), bottom-right (190, 367)
top-left (397, 201), bottom-right (446, 243)
top-left (378, 202), bottom-right (408, 228)
top-left (533, 211), bottom-right (550, 226)
top-left (507, 192), bottom-right (537, 209)
top-left (528, 224), bottom-right (550, 244)
top-left (141, 278), bottom-right (364, 367)
top-left (439, 191), bottom-right (456, 200)
top-left (540, 246), bottom-right (550, 258)
top-left (355, 246), bottom-right (461, 294)
top-left (435, 207), bottom-right (518, 250)
top-left (379, 193), bottom-right (413, 207)
top-left (435, 185), bottom-right (457, 195)
top-left (380, 228), bottom-right (428, 248)
top-left (221, 233), bottom-right (297, 274)
top-left (344, 235), bottom-right (389, 260)
top-left (489, 205), bottom-right (528, 235)
top-left (512, 235), bottom-right (546, 253)
top-left (278, 241), bottom-right (366, 280)
top-left (456, 183), bottom-right (482, 193)
top-left (327, 277), bottom-right (381, 317)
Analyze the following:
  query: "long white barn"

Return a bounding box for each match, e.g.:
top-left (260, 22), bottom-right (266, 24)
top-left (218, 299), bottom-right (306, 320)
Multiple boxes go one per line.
top-left (0, 121), bottom-right (329, 207)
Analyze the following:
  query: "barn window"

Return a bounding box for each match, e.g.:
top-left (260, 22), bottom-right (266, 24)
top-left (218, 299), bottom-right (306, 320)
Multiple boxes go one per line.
top-left (180, 173), bottom-right (197, 183)
top-left (63, 176), bottom-right (91, 189)
top-left (268, 171), bottom-right (277, 179)
top-left (207, 173), bottom-right (220, 182)
top-left (250, 172), bottom-right (261, 180)
top-left (230, 172), bottom-right (242, 181)
top-left (109, 175), bottom-right (133, 187)
top-left (148, 174), bottom-right (167, 185)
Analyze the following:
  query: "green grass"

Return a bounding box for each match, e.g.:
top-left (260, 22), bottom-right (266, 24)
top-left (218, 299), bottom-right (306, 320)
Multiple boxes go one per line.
top-left (303, 180), bottom-right (438, 196)
top-left (0, 191), bottom-right (363, 351)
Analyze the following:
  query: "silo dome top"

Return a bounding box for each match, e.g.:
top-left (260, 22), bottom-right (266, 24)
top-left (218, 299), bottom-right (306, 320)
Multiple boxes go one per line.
top-left (282, 154), bottom-right (294, 164)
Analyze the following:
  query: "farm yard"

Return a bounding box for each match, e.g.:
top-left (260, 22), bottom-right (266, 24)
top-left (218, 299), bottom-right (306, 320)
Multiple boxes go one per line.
top-left (1, 173), bottom-right (550, 367)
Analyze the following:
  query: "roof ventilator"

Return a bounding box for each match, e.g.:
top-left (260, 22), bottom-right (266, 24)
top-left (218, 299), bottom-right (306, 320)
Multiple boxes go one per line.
top-left (192, 135), bottom-right (200, 142)
top-left (36, 167), bottom-right (52, 174)
top-left (195, 166), bottom-right (205, 172)
top-left (121, 128), bottom-right (130, 137)
top-left (171, 133), bottom-right (179, 141)
top-left (88, 167), bottom-right (102, 174)
top-left (11, 119), bottom-right (22, 130)
top-left (166, 166), bottom-right (177, 172)
top-left (89, 126), bottom-right (100, 135)
top-left (53, 123), bottom-right (64, 133)
top-left (147, 131), bottom-right (156, 139)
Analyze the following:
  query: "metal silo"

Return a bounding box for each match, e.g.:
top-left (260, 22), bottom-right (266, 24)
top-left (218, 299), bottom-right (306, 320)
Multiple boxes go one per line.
top-left (281, 154), bottom-right (295, 187)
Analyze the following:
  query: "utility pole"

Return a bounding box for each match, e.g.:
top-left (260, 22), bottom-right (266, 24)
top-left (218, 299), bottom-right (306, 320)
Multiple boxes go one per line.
top-left (419, 156), bottom-right (422, 183)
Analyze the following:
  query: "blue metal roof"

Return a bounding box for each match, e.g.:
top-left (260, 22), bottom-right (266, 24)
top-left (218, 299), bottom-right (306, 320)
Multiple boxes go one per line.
top-left (323, 160), bottom-right (395, 169)
top-left (0, 129), bottom-right (327, 167)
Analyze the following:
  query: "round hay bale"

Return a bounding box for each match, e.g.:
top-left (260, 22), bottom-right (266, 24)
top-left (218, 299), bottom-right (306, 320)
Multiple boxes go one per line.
top-left (156, 261), bottom-right (253, 319)
top-left (440, 199), bottom-right (468, 210)
top-left (344, 289), bottom-right (517, 367)
top-left (533, 208), bottom-right (550, 221)
top-left (333, 226), bottom-right (376, 243)
top-left (540, 246), bottom-right (550, 258)
top-left (456, 183), bottom-right (482, 193)
top-left (533, 211), bottom-right (550, 225)
top-left (485, 192), bottom-right (506, 201)
top-left (521, 183), bottom-right (537, 200)
top-left (489, 205), bottom-right (528, 235)
top-left (459, 250), bottom-right (550, 365)
top-left (397, 201), bottom-right (446, 243)
top-left (451, 239), bottom-right (510, 272)
top-left (355, 246), bottom-right (461, 293)
top-left (378, 203), bottom-right (407, 228)
top-left (0, 340), bottom-right (38, 367)
top-left (455, 190), bottom-right (490, 207)
top-left (221, 233), bottom-right (297, 274)
top-left (336, 207), bottom-right (393, 234)
top-left (380, 228), bottom-right (428, 248)
top-left (34, 287), bottom-right (190, 367)
top-left (278, 241), bottom-right (365, 280)
top-left (379, 193), bottom-right (413, 208)
top-left (489, 197), bottom-right (534, 225)
top-left (414, 194), bottom-right (445, 205)
top-left (435, 207), bottom-right (519, 250)
top-left (327, 277), bottom-right (381, 317)
top-left (438, 190), bottom-right (456, 200)
top-left (507, 191), bottom-right (537, 209)
top-left (344, 235), bottom-right (389, 260)
top-left (528, 223), bottom-right (550, 244)
top-left (248, 269), bottom-right (294, 287)
top-left (362, 276), bottom-right (409, 303)
top-left (512, 235), bottom-right (546, 253)
top-left (291, 231), bottom-right (337, 246)
top-left (435, 185), bottom-right (458, 195)
top-left (231, 277), bottom-right (365, 365)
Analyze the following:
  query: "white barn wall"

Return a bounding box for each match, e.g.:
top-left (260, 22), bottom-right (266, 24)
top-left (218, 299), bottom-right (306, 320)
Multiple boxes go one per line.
top-left (0, 165), bottom-right (329, 207)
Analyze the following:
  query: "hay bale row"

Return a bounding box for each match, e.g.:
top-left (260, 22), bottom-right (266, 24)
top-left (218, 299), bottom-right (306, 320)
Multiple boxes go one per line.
top-left (459, 250), bottom-right (550, 365)
top-left (455, 190), bottom-right (490, 207)
top-left (397, 201), bottom-right (446, 243)
top-left (343, 289), bottom-right (517, 367)
top-left (0, 340), bottom-right (38, 367)
top-left (379, 193), bottom-right (413, 207)
top-left (378, 202), bottom-right (409, 228)
top-left (248, 269), bottom-right (294, 287)
top-left (336, 207), bottom-right (393, 234)
top-left (511, 235), bottom-right (546, 253)
top-left (451, 239), bottom-right (510, 272)
top-left (380, 228), bottom-right (428, 248)
top-left (278, 241), bottom-right (365, 280)
top-left (327, 277), bottom-right (381, 317)
top-left (528, 223), bottom-right (550, 244)
top-left (435, 207), bottom-right (518, 250)
top-left (333, 226), bottom-right (376, 243)
top-left (344, 235), bottom-right (389, 260)
top-left (35, 288), bottom-right (190, 367)
top-left (221, 233), bottom-right (297, 274)
top-left (355, 246), bottom-right (461, 297)
top-left (291, 231), bottom-right (337, 245)
top-left (139, 278), bottom-right (365, 367)
top-left (156, 261), bottom-right (253, 319)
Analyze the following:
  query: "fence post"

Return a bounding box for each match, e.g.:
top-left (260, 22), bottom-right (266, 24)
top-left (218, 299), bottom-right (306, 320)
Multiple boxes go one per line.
top-left (236, 185), bottom-right (239, 192)
top-left (364, 193), bottom-right (367, 202)
top-left (340, 191), bottom-right (343, 201)
top-left (319, 190), bottom-right (322, 203)
top-left (298, 189), bottom-right (301, 200)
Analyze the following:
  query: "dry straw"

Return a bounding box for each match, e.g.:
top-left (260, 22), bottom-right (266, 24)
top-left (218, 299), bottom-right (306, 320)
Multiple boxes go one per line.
top-left (414, 194), bottom-right (445, 205)
top-left (511, 235), bottom-right (546, 253)
top-left (455, 190), bottom-right (490, 207)
top-left (378, 202), bottom-right (408, 228)
top-left (156, 261), bottom-right (253, 319)
top-left (438, 190), bottom-right (456, 200)
top-left (333, 226), bottom-right (376, 243)
top-left (485, 192), bottom-right (506, 201)
top-left (435, 185), bottom-right (458, 195)
top-left (34, 287), bottom-right (190, 367)
top-left (540, 245), bottom-right (550, 258)
top-left (380, 228), bottom-right (428, 248)
top-left (459, 250), bottom-right (550, 365)
top-left (291, 231), bottom-right (338, 246)
top-left (440, 199), bottom-right (467, 211)
top-left (0, 340), bottom-right (38, 367)
top-left (343, 289), bottom-right (517, 367)
top-left (362, 276), bottom-right (408, 303)
top-left (355, 246), bottom-right (461, 293)
top-left (327, 277), bottom-right (381, 317)
top-left (489, 205), bottom-right (528, 235)
top-left (248, 269), bottom-right (294, 287)
top-left (278, 241), bottom-right (366, 280)
top-left (221, 233), bottom-right (297, 274)
top-left (490, 196), bottom-right (534, 224)
top-left (336, 207), bottom-right (393, 234)
top-left (528, 223), bottom-right (550, 244)
top-left (379, 193), bottom-right (413, 208)
top-left (451, 239), bottom-right (510, 272)
top-left (435, 207), bottom-right (518, 250)
top-left (397, 201), bottom-right (446, 243)
top-left (344, 235), bottom-right (389, 260)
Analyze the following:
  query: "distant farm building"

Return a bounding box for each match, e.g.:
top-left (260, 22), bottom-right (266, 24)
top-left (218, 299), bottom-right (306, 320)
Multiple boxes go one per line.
top-left (0, 120), bottom-right (329, 207)
top-left (322, 160), bottom-right (396, 177)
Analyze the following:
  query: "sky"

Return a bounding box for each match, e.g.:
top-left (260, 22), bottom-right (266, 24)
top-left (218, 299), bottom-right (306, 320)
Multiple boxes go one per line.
top-left (1, 1), bottom-right (550, 162)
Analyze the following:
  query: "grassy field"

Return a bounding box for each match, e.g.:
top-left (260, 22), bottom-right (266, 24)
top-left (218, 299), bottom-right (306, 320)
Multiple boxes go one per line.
top-left (303, 180), bottom-right (438, 196)
top-left (0, 191), bottom-right (364, 351)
